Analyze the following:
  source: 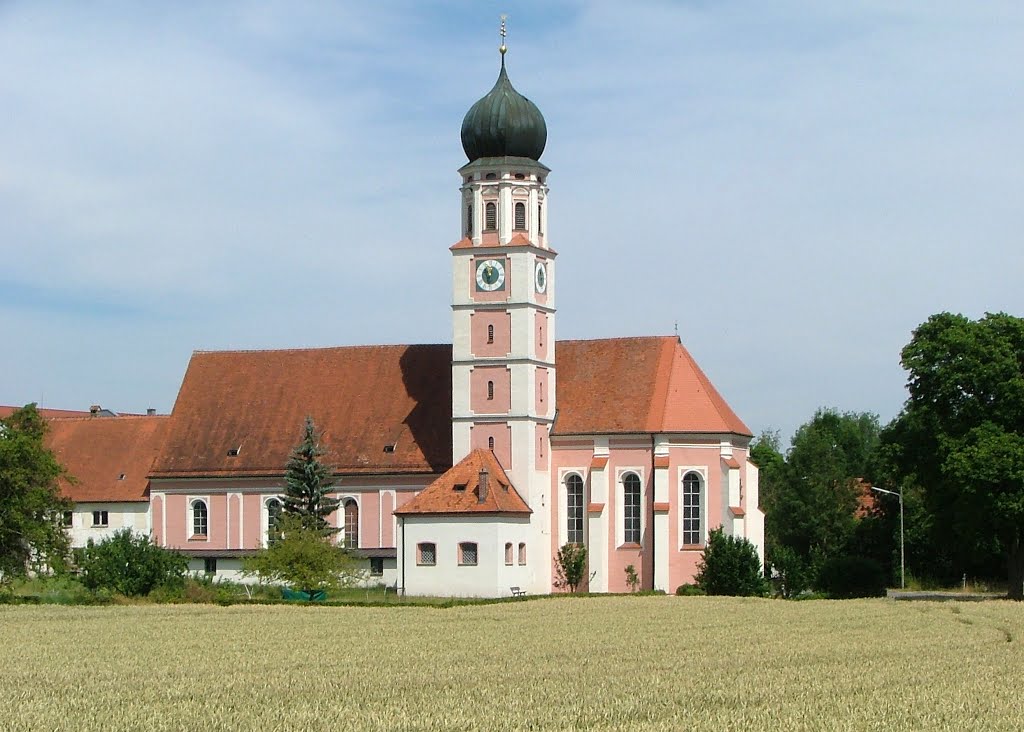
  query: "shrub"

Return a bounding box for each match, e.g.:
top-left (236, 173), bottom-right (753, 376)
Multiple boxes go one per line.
top-left (675, 583), bottom-right (706, 596)
top-left (75, 529), bottom-right (188, 597)
top-left (624, 564), bottom-right (640, 593)
top-left (553, 542), bottom-right (588, 593)
top-left (695, 528), bottom-right (768, 597)
top-left (768, 545), bottom-right (810, 599)
top-left (816, 555), bottom-right (887, 598)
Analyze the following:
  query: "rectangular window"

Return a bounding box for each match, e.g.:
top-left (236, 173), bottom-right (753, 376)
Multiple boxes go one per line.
top-left (92, 510), bottom-right (108, 527)
top-left (62, 511), bottom-right (73, 528)
top-left (370, 557), bottom-right (385, 576)
top-left (203, 558), bottom-right (217, 575)
top-left (485, 202), bottom-right (497, 231)
top-left (459, 542), bottom-right (478, 566)
top-left (417, 543), bottom-right (436, 566)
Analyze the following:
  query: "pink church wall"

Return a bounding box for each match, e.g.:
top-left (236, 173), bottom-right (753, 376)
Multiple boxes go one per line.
top-left (534, 312), bottom-right (548, 360)
top-left (665, 444), bottom-right (725, 589)
top-left (549, 443), bottom-right (595, 590)
top-left (381, 492), bottom-right (395, 547)
top-left (243, 494), bottom-right (263, 549)
top-left (360, 491), bottom-right (381, 548)
top-left (471, 423), bottom-right (512, 469)
top-left (535, 368), bottom-right (548, 415)
top-left (164, 494), bottom-right (186, 546)
top-left (470, 366), bottom-right (511, 414)
top-left (470, 312), bottom-right (511, 357)
top-left (606, 448), bottom-right (655, 592)
top-left (152, 495), bottom-right (164, 544)
top-left (228, 494), bottom-right (240, 549)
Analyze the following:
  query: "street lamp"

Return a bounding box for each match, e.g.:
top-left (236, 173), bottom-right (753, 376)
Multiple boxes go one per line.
top-left (871, 485), bottom-right (904, 589)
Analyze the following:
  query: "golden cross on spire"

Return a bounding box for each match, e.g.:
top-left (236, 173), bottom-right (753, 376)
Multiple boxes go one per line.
top-left (499, 14), bottom-right (508, 56)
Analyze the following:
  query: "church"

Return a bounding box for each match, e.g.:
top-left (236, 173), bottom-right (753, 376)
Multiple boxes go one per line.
top-left (25, 42), bottom-right (764, 597)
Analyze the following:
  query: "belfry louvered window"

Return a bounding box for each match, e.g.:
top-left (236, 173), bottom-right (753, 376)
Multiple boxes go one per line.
top-left (623, 473), bottom-right (641, 544)
top-left (567, 474), bottom-right (584, 545)
top-left (514, 201), bottom-right (526, 230)
top-left (682, 472), bottom-right (702, 546)
top-left (485, 202), bottom-right (497, 231)
top-left (466, 204), bottom-right (473, 236)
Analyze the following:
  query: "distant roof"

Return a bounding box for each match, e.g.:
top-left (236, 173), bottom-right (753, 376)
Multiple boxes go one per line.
top-left (0, 405), bottom-right (95, 420)
top-left (151, 336), bottom-right (749, 480)
top-left (554, 337), bottom-right (751, 437)
top-left (395, 449), bottom-right (530, 516)
top-left (46, 416), bottom-right (170, 502)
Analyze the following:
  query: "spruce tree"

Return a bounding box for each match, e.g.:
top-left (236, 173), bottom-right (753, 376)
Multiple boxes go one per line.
top-left (281, 417), bottom-right (341, 537)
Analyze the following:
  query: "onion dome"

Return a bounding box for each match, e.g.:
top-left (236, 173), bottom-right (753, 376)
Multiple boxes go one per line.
top-left (461, 56), bottom-right (547, 163)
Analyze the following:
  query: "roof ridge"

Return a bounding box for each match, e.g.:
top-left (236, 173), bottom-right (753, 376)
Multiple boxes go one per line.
top-left (646, 338), bottom-right (677, 431)
top-left (47, 414), bottom-right (171, 422)
top-left (191, 343), bottom-right (451, 356)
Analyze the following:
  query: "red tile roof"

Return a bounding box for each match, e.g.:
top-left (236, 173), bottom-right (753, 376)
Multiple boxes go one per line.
top-left (554, 337), bottom-right (750, 436)
top-left (46, 416), bottom-right (169, 502)
top-left (395, 449), bottom-right (530, 515)
top-left (152, 345), bottom-right (453, 478)
top-left (152, 337), bottom-right (748, 479)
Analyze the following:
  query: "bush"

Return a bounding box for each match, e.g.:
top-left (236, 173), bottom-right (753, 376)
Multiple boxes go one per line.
top-left (675, 583), bottom-right (706, 596)
top-left (75, 529), bottom-right (188, 597)
top-left (768, 546), bottom-right (810, 599)
top-left (695, 528), bottom-right (768, 597)
top-left (816, 555), bottom-right (887, 598)
top-left (553, 542), bottom-right (588, 593)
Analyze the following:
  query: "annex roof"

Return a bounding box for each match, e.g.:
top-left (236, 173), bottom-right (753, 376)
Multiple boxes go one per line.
top-left (395, 449), bottom-right (531, 516)
top-left (46, 415), bottom-right (169, 502)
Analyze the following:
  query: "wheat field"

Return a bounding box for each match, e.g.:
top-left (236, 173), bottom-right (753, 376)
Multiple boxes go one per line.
top-left (2, 596), bottom-right (1022, 731)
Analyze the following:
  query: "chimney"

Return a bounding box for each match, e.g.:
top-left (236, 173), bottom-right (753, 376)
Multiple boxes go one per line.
top-left (146, 408), bottom-right (156, 416)
top-left (478, 467), bottom-right (489, 504)
top-left (89, 405), bottom-right (100, 417)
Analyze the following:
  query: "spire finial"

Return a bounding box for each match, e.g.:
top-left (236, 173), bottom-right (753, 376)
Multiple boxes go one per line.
top-left (499, 14), bottom-right (508, 58)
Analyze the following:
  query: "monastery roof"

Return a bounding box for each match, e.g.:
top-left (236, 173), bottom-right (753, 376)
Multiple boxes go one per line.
top-left (151, 336), bottom-right (749, 479)
top-left (46, 415), bottom-right (169, 502)
top-left (553, 337), bottom-right (751, 437)
top-left (0, 405), bottom-right (95, 420)
top-left (151, 345), bottom-right (453, 479)
top-left (395, 449), bottom-right (531, 516)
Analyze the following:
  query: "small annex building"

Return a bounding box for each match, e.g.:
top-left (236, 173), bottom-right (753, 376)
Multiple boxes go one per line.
top-left (11, 41), bottom-right (765, 597)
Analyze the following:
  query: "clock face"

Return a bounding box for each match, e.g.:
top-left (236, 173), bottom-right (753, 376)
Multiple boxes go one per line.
top-left (535, 261), bottom-right (547, 294)
top-left (475, 259), bottom-right (506, 292)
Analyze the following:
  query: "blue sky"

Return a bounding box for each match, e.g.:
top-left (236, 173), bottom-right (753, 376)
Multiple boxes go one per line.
top-left (1, 1), bottom-right (1022, 444)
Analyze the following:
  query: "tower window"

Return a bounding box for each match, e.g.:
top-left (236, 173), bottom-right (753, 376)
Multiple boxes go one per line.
top-left (485, 202), bottom-right (497, 231)
top-left (514, 173), bottom-right (525, 180)
top-left (538, 203), bottom-right (543, 235)
top-left (466, 203), bottom-right (473, 236)
top-left (487, 381), bottom-right (494, 400)
top-left (514, 202), bottom-right (526, 230)
top-left (487, 324), bottom-right (494, 344)
top-left (488, 436), bottom-right (495, 451)
top-left (567, 474), bottom-right (584, 545)
top-left (485, 173), bottom-right (497, 180)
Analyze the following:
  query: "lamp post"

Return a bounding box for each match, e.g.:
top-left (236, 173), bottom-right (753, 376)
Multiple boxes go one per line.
top-left (871, 485), bottom-right (904, 589)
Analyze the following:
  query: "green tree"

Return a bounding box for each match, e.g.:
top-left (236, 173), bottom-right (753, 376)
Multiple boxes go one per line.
top-left (0, 404), bottom-right (71, 580)
top-left (884, 313), bottom-right (1024, 598)
top-left (695, 528), bottom-right (768, 597)
top-left (243, 515), bottom-right (362, 596)
top-left (76, 529), bottom-right (187, 596)
top-left (553, 542), bottom-right (588, 593)
top-left (763, 409), bottom-right (881, 576)
top-left (282, 417), bottom-right (341, 536)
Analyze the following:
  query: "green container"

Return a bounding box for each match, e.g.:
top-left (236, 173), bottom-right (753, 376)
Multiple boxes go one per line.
top-left (281, 588), bottom-right (327, 602)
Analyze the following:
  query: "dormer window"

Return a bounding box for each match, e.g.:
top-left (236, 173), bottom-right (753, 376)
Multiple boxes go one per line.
top-left (514, 202), bottom-right (526, 230)
top-left (485, 202), bottom-right (497, 231)
top-left (227, 446), bottom-right (240, 457)
top-left (454, 483), bottom-right (467, 492)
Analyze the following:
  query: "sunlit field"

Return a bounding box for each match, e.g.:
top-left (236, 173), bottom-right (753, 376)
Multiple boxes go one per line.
top-left (2, 596), bottom-right (1022, 731)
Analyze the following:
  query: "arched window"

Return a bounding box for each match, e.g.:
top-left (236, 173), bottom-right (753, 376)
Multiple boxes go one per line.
top-left (518, 542), bottom-right (527, 565)
top-left (343, 499), bottom-right (358, 549)
top-left (466, 203), bottom-right (473, 236)
top-left (623, 473), bottom-right (641, 544)
top-left (487, 324), bottom-right (494, 344)
top-left (485, 201), bottom-right (497, 231)
top-left (487, 381), bottom-right (494, 400)
top-left (514, 201), bottom-right (526, 230)
top-left (488, 436), bottom-right (495, 451)
top-left (682, 472), bottom-right (702, 546)
top-left (505, 542), bottom-right (513, 565)
top-left (266, 498), bottom-right (282, 542)
top-left (191, 499), bottom-right (208, 538)
top-left (566, 474), bottom-right (584, 545)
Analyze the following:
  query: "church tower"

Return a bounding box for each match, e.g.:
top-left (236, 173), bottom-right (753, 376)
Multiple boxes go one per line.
top-left (450, 32), bottom-right (555, 589)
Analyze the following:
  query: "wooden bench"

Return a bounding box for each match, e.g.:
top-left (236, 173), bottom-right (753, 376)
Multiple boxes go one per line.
top-left (510, 586), bottom-right (526, 597)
